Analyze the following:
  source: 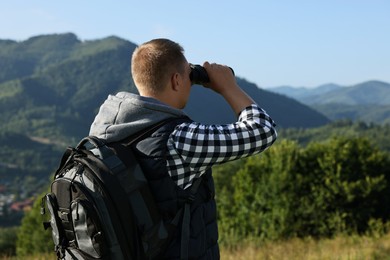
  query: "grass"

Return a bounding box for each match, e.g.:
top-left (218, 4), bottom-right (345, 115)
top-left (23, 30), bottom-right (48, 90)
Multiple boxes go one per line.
top-left (3, 234), bottom-right (390, 259)
top-left (220, 234), bottom-right (390, 260)
top-left (0, 254), bottom-right (52, 260)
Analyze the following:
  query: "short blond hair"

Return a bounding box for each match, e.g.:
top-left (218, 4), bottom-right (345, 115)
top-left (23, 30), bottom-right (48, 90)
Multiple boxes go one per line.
top-left (131, 38), bottom-right (186, 94)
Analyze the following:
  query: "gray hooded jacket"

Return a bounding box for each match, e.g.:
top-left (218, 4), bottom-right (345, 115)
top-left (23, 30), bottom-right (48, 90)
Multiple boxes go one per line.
top-left (89, 92), bottom-right (188, 142)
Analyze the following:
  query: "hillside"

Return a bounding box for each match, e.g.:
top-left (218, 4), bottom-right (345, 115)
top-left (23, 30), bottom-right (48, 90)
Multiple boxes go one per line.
top-left (0, 33), bottom-right (138, 141)
top-left (186, 78), bottom-right (329, 128)
top-left (268, 81), bottom-right (390, 124)
top-left (302, 81), bottom-right (390, 105)
top-left (269, 83), bottom-right (342, 100)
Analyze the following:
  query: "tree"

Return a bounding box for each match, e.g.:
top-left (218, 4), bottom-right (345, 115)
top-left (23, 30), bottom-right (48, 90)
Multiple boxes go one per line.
top-left (0, 227), bottom-right (18, 256)
top-left (215, 137), bottom-right (390, 242)
top-left (297, 137), bottom-right (390, 236)
top-left (16, 193), bottom-right (53, 257)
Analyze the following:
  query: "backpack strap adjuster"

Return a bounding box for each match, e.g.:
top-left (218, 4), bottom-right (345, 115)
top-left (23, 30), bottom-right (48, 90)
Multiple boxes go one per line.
top-left (185, 193), bottom-right (196, 204)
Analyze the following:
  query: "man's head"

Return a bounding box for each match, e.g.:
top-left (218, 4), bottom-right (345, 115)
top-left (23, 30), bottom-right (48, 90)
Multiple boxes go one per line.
top-left (131, 39), bottom-right (192, 108)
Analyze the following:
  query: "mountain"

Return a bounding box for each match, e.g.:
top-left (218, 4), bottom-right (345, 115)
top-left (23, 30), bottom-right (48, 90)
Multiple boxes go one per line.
top-left (268, 81), bottom-right (390, 124)
top-left (302, 81), bottom-right (390, 105)
top-left (186, 79), bottom-right (329, 128)
top-left (312, 103), bottom-right (390, 125)
top-left (0, 33), bottom-right (138, 141)
top-left (269, 83), bottom-right (342, 100)
top-left (0, 33), bottom-right (330, 195)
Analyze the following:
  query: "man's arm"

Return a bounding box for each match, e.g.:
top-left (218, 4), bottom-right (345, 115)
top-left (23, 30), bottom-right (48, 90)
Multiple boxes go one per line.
top-left (202, 62), bottom-right (255, 116)
top-left (166, 62), bottom-right (277, 189)
top-left (167, 104), bottom-right (277, 188)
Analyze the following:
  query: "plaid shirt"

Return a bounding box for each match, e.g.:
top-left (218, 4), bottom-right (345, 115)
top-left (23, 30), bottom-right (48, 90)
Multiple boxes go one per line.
top-left (166, 104), bottom-right (277, 189)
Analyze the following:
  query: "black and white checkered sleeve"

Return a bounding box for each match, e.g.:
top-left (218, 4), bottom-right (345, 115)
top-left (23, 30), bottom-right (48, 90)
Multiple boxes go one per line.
top-left (166, 104), bottom-right (277, 188)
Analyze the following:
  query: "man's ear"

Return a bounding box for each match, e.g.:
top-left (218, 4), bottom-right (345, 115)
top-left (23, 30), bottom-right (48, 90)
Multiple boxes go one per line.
top-left (171, 72), bottom-right (181, 92)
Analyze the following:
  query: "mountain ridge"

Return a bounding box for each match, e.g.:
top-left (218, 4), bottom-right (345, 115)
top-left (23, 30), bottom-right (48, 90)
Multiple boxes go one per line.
top-left (267, 80), bottom-right (390, 124)
top-left (269, 83), bottom-right (342, 100)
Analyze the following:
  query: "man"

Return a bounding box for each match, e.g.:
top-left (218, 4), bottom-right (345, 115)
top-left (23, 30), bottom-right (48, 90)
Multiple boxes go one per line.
top-left (89, 38), bottom-right (277, 259)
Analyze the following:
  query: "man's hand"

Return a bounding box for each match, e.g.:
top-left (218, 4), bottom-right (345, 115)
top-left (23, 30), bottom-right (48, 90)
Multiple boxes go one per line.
top-left (203, 62), bottom-right (237, 95)
top-left (203, 61), bottom-right (256, 116)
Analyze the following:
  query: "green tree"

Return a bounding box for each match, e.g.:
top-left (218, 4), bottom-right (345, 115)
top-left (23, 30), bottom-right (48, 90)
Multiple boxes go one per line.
top-left (216, 140), bottom-right (302, 241)
top-left (213, 158), bottom-right (247, 245)
top-left (215, 137), bottom-right (390, 243)
top-left (232, 139), bottom-right (301, 240)
top-left (297, 137), bottom-right (390, 236)
top-left (16, 193), bottom-right (53, 257)
top-left (0, 227), bottom-right (18, 256)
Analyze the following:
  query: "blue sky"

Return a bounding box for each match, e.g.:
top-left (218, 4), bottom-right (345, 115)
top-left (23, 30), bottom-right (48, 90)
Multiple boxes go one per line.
top-left (1, 1), bottom-right (389, 88)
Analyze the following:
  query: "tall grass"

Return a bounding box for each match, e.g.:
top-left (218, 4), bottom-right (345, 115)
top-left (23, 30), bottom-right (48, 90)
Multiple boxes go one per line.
top-left (2, 234), bottom-right (390, 259)
top-left (0, 254), bottom-right (52, 260)
top-left (220, 234), bottom-right (390, 260)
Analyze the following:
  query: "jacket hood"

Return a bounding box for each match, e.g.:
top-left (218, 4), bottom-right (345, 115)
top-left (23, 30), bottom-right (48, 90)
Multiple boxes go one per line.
top-left (89, 92), bottom-right (188, 142)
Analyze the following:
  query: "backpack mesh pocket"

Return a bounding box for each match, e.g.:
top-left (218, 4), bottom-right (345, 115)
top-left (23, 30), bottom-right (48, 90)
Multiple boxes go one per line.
top-left (71, 199), bottom-right (105, 258)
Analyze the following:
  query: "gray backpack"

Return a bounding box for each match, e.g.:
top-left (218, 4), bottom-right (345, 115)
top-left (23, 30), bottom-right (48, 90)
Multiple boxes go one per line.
top-left (41, 120), bottom-right (200, 259)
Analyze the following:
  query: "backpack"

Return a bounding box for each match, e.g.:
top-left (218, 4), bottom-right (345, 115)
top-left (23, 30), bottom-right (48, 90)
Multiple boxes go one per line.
top-left (41, 119), bottom-right (201, 259)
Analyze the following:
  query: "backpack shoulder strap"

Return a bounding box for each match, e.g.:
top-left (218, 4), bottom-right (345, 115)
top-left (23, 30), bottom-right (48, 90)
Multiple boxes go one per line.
top-left (119, 116), bottom-right (191, 147)
top-left (180, 177), bottom-right (203, 260)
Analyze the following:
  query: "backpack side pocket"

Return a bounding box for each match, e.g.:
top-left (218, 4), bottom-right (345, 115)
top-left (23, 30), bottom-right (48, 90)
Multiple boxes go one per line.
top-left (71, 198), bottom-right (105, 258)
top-left (44, 193), bottom-right (66, 248)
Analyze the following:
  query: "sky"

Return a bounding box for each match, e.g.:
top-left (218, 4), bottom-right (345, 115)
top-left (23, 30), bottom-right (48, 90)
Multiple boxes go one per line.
top-left (1, 1), bottom-right (389, 88)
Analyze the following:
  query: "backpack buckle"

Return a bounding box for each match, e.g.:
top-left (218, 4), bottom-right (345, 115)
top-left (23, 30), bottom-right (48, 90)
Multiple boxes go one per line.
top-left (185, 194), bottom-right (196, 204)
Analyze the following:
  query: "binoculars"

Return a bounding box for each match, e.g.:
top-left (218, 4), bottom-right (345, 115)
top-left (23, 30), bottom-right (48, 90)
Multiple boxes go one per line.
top-left (189, 64), bottom-right (235, 85)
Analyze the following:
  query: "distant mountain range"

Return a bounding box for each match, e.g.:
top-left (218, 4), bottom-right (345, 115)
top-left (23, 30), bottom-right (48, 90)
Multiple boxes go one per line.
top-left (268, 81), bottom-right (390, 124)
top-left (269, 83), bottom-right (342, 101)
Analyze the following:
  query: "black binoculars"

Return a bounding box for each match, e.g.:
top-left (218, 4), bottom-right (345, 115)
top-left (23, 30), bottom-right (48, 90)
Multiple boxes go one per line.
top-left (189, 64), bottom-right (235, 85)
